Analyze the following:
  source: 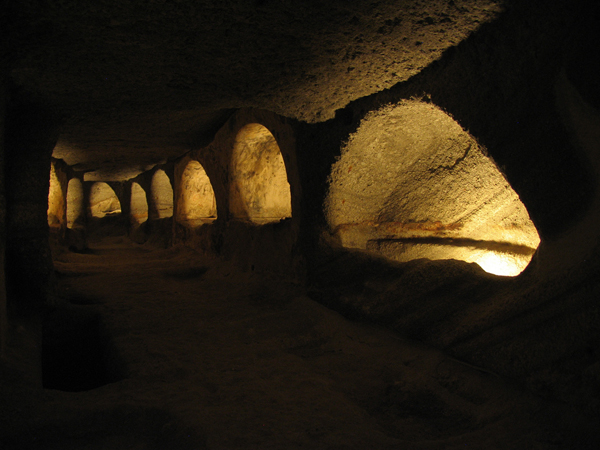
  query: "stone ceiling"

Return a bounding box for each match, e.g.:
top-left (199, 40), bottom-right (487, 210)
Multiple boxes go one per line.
top-left (6, 0), bottom-right (504, 180)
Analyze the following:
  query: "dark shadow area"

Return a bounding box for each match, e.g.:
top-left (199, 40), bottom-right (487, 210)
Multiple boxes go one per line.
top-left (1, 406), bottom-right (206, 450)
top-left (162, 266), bottom-right (209, 280)
top-left (42, 305), bottom-right (126, 392)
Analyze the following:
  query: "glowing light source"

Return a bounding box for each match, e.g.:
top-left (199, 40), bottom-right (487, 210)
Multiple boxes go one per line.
top-left (474, 251), bottom-right (528, 277)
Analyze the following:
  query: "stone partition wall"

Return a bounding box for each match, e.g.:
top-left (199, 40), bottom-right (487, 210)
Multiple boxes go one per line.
top-left (149, 168), bottom-right (174, 221)
top-left (66, 175), bottom-right (85, 228)
top-left (47, 158), bottom-right (69, 242)
top-left (130, 182), bottom-right (148, 227)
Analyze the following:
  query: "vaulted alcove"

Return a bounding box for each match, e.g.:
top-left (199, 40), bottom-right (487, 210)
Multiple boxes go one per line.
top-left (175, 159), bottom-right (217, 226)
top-left (229, 123), bottom-right (292, 224)
top-left (325, 101), bottom-right (540, 276)
top-left (88, 182), bottom-right (121, 219)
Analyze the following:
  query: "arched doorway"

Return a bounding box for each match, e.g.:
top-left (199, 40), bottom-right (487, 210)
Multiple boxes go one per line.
top-left (229, 123), bottom-right (292, 224)
top-left (176, 160), bottom-right (217, 227)
top-left (89, 182), bottom-right (121, 219)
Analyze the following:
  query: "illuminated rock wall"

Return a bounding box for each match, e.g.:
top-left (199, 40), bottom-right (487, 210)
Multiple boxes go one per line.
top-left (229, 124), bottom-right (292, 224)
top-left (325, 101), bottom-right (540, 276)
top-left (130, 182), bottom-right (148, 226)
top-left (150, 169), bottom-right (173, 220)
top-left (66, 177), bottom-right (84, 228)
top-left (170, 109), bottom-right (301, 275)
top-left (88, 182), bottom-right (122, 219)
top-left (175, 158), bottom-right (217, 226)
top-left (47, 159), bottom-right (68, 232)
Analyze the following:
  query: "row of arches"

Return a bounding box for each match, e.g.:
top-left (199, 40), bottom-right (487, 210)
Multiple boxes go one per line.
top-left (48, 123), bottom-right (293, 232)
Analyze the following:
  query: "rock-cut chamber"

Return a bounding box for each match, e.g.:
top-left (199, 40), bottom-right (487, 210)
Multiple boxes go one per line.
top-left (325, 101), bottom-right (540, 276)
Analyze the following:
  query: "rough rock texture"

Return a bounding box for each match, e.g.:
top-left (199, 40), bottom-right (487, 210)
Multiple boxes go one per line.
top-left (5, 0), bottom-right (503, 180)
top-left (2, 0), bottom-right (600, 447)
top-left (149, 169), bottom-right (173, 220)
top-left (87, 182), bottom-right (122, 219)
top-left (229, 124), bottom-right (292, 223)
top-left (175, 158), bottom-right (217, 225)
top-left (129, 182), bottom-right (148, 226)
top-left (324, 100), bottom-right (539, 275)
top-left (66, 177), bottom-right (84, 228)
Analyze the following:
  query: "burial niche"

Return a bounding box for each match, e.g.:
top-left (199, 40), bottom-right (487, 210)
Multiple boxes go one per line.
top-left (89, 182), bottom-right (121, 218)
top-left (130, 182), bottom-right (148, 227)
top-left (176, 160), bottom-right (217, 226)
top-left (325, 101), bottom-right (540, 276)
top-left (229, 123), bottom-right (292, 224)
top-left (150, 169), bottom-right (174, 220)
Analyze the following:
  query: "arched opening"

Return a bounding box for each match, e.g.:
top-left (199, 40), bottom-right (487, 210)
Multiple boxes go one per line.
top-left (150, 169), bottom-right (174, 220)
top-left (66, 178), bottom-right (84, 229)
top-left (47, 162), bottom-right (66, 229)
top-left (130, 182), bottom-right (148, 227)
top-left (89, 182), bottom-right (121, 219)
top-left (325, 101), bottom-right (540, 276)
top-left (176, 160), bottom-right (217, 226)
top-left (229, 123), bottom-right (292, 224)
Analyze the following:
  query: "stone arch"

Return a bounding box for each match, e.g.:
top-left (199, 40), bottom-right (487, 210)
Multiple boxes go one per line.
top-left (66, 177), bottom-right (84, 228)
top-left (176, 159), bottom-right (217, 226)
top-left (88, 182), bottom-right (121, 218)
top-left (150, 169), bottom-right (173, 220)
top-left (229, 123), bottom-right (292, 224)
top-left (130, 182), bottom-right (148, 226)
top-left (325, 100), bottom-right (540, 276)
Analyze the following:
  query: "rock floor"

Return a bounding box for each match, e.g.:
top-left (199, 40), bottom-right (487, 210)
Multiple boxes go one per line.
top-left (0, 235), bottom-right (583, 449)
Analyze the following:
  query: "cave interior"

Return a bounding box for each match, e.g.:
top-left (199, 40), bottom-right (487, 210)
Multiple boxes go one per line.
top-left (2, 0), bottom-right (600, 448)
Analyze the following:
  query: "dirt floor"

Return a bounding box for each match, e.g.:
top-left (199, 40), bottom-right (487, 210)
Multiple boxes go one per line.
top-left (0, 234), bottom-right (591, 449)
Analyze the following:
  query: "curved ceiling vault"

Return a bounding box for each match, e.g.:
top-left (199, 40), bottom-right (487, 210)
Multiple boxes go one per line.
top-left (7, 1), bottom-right (504, 182)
